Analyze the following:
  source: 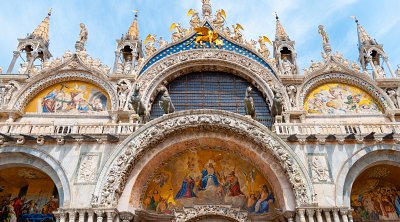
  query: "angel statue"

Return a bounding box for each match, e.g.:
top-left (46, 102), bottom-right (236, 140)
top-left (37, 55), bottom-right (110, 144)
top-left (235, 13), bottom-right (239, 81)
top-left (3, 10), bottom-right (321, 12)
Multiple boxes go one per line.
top-left (213, 9), bottom-right (226, 29)
top-left (231, 23), bottom-right (244, 43)
top-left (187, 9), bottom-right (201, 28)
top-left (318, 25), bottom-right (329, 45)
top-left (170, 23), bottom-right (184, 42)
top-left (79, 23), bottom-right (88, 46)
top-left (144, 34), bottom-right (157, 57)
top-left (258, 36), bottom-right (271, 59)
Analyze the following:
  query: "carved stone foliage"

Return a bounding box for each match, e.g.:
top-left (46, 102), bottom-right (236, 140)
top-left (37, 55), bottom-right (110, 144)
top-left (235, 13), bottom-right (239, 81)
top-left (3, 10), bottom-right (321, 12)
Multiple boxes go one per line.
top-left (95, 110), bottom-right (313, 208)
top-left (12, 72), bottom-right (118, 112)
top-left (75, 153), bottom-right (101, 184)
top-left (173, 205), bottom-right (249, 222)
top-left (298, 73), bottom-right (390, 110)
top-left (307, 154), bottom-right (332, 184)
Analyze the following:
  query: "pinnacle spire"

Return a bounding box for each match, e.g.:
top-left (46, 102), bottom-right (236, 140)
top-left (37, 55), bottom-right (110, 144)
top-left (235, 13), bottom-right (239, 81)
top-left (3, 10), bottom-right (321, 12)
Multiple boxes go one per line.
top-left (202, 0), bottom-right (212, 18)
top-left (275, 13), bottom-right (290, 41)
top-left (32, 9), bottom-right (52, 43)
top-left (127, 10), bottom-right (139, 40)
top-left (353, 16), bottom-right (375, 47)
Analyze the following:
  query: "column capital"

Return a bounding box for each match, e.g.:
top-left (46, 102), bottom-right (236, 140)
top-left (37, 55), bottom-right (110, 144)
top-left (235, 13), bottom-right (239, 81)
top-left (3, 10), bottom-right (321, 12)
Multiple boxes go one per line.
top-left (340, 209), bottom-right (349, 215)
top-left (283, 211), bottom-right (296, 219)
top-left (306, 208), bottom-right (315, 216)
top-left (119, 211), bottom-right (135, 221)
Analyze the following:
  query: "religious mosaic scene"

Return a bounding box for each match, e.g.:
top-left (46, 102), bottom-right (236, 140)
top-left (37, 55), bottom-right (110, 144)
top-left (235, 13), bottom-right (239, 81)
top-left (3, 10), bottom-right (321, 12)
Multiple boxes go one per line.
top-left (0, 0), bottom-right (399, 221)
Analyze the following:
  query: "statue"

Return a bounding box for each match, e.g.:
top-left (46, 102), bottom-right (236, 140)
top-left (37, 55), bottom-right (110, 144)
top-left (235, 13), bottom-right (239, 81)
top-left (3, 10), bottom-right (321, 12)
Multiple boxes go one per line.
top-left (188, 27), bottom-right (219, 48)
top-left (271, 91), bottom-right (284, 119)
top-left (0, 67), bottom-right (3, 74)
top-left (170, 23), bottom-right (184, 42)
top-left (373, 61), bottom-right (385, 78)
top-left (213, 9), bottom-right (226, 29)
top-left (318, 25), bottom-right (329, 45)
top-left (286, 85), bottom-right (297, 107)
top-left (159, 86), bottom-right (175, 114)
top-left (129, 83), bottom-right (146, 116)
top-left (79, 23), bottom-right (88, 46)
top-left (258, 36), bottom-right (271, 59)
top-left (117, 80), bottom-right (130, 110)
top-left (351, 61), bottom-right (361, 73)
top-left (223, 27), bottom-right (231, 37)
top-left (244, 86), bottom-right (256, 119)
top-left (18, 62), bottom-right (28, 74)
top-left (231, 23), bottom-right (244, 43)
top-left (187, 9), bottom-right (201, 28)
top-left (144, 34), bottom-right (157, 57)
top-left (282, 58), bottom-right (294, 75)
top-left (201, 0), bottom-right (210, 4)
top-left (158, 37), bottom-right (168, 48)
top-left (387, 88), bottom-right (400, 109)
top-left (2, 83), bottom-right (16, 106)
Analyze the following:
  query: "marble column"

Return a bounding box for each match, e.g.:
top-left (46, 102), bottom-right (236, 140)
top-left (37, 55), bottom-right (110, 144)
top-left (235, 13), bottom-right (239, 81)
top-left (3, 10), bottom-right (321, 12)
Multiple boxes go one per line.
top-left (348, 209), bottom-right (354, 222)
top-left (54, 212), bottom-right (61, 222)
top-left (283, 211), bottom-right (295, 222)
top-left (306, 209), bottom-right (315, 222)
top-left (96, 211), bottom-right (104, 222)
top-left (323, 209), bottom-right (332, 222)
top-left (340, 209), bottom-right (349, 222)
top-left (332, 209), bottom-right (340, 222)
top-left (88, 211), bottom-right (94, 222)
top-left (6, 51), bottom-right (20, 74)
top-left (59, 212), bottom-right (66, 222)
top-left (315, 209), bottom-right (323, 222)
top-left (297, 209), bottom-right (306, 222)
top-left (78, 210), bottom-right (85, 222)
top-left (69, 211), bottom-right (76, 222)
top-left (106, 210), bottom-right (115, 222)
top-left (383, 56), bottom-right (396, 78)
top-left (113, 51), bottom-right (121, 73)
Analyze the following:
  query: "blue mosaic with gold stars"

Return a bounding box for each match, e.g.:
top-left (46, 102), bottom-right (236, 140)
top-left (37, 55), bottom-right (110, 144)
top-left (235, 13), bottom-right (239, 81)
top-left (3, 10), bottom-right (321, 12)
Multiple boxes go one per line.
top-left (139, 23), bottom-right (276, 77)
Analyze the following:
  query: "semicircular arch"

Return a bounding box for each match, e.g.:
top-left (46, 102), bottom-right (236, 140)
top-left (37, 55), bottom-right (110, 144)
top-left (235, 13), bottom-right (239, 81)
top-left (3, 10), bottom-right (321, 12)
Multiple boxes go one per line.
top-left (93, 110), bottom-right (314, 210)
top-left (11, 70), bottom-right (118, 112)
top-left (0, 147), bottom-right (72, 207)
top-left (335, 144), bottom-right (400, 207)
top-left (297, 72), bottom-right (393, 113)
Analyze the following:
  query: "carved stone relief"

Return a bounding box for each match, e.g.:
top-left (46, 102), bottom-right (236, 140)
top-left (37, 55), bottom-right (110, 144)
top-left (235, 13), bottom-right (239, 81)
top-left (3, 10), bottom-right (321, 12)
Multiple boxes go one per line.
top-left (75, 153), bottom-right (101, 184)
top-left (173, 205), bottom-right (248, 222)
top-left (307, 154), bottom-right (332, 184)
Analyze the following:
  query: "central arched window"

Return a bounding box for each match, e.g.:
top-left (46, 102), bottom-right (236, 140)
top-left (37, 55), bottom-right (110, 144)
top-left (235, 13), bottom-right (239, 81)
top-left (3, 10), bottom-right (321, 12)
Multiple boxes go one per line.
top-left (150, 72), bottom-right (272, 127)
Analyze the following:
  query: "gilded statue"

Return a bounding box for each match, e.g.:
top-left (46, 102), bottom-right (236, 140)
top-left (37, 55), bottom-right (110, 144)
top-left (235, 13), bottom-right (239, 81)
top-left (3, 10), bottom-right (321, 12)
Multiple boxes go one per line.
top-left (213, 9), bottom-right (226, 29)
top-left (187, 27), bottom-right (219, 48)
top-left (231, 23), bottom-right (244, 43)
top-left (144, 34), bottom-right (157, 57)
top-left (79, 23), bottom-right (88, 46)
top-left (318, 25), bottom-right (329, 45)
top-left (187, 9), bottom-right (201, 28)
top-left (258, 36), bottom-right (271, 59)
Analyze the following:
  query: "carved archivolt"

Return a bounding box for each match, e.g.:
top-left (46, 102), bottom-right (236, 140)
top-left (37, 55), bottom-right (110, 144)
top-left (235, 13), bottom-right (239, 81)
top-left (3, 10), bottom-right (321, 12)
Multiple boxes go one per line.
top-left (12, 71), bottom-right (118, 112)
top-left (135, 49), bottom-right (290, 109)
top-left (173, 205), bottom-right (248, 222)
top-left (94, 110), bottom-right (314, 208)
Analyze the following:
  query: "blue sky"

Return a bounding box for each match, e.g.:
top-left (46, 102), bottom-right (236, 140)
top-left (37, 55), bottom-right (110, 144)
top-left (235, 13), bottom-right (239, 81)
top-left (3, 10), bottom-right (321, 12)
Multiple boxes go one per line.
top-left (0, 0), bottom-right (399, 73)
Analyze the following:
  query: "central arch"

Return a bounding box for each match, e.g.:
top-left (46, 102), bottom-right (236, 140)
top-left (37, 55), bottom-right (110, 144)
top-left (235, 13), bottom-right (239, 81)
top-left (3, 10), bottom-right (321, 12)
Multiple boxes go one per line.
top-left (93, 110), bottom-right (314, 212)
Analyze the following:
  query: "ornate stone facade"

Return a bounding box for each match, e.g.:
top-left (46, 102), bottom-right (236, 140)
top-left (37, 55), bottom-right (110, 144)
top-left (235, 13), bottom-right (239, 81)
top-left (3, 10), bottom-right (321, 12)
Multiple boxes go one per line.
top-left (1, 1), bottom-right (400, 222)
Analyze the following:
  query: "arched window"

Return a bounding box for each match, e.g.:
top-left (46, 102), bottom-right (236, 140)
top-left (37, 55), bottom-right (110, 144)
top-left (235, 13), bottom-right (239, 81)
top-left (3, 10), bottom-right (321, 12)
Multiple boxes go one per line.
top-left (151, 72), bottom-right (272, 127)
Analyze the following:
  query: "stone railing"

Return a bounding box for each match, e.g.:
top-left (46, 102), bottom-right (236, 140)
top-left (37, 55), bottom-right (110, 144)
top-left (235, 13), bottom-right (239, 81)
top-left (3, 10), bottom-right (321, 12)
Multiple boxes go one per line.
top-left (274, 122), bottom-right (400, 144)
top-left (0, 122), bottom-right (139, 144)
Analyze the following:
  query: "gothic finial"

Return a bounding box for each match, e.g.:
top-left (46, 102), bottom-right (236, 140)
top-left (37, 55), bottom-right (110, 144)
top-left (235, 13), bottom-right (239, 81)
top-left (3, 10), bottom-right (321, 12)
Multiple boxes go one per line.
top-left (201, 0), bottom-right (212, 18)
top-left (31, 9), bottom-right (52, 43)
top-left (127, 10), bottom-right (139, 40)
top-left (352, 16), bottom-right (374, 46)
top-left (274, 13), bottom-right (290, 41)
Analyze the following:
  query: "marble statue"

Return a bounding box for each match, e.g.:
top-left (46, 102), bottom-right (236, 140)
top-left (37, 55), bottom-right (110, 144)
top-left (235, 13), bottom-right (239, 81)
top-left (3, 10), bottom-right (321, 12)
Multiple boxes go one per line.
top-left (158, 37), bottom-right (168, 48)
top-left (318, 25), bottom-right (329, 45)
top-left (2, 83), bottom-right (16, 106)
top-left (286, 85), bottom-right (297, 107)
top-left (117, 80), bottom-right (130, 110)
top-left (387, 88), bottom-right (400, 109)
top-left (374, 61), bottom-right (385, 78)
top-left (244, 86), bottom-right (256, 119)
top-left (79, 23), bottom-right (88, 46)
top-left (311, 156), bottom-right (330, 182)
top-left (282, 58), bottom-right (294, 75)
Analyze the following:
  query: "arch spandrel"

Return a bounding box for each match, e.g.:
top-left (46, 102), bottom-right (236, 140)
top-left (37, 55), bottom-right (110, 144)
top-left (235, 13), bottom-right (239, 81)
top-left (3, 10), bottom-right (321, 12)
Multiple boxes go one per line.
top-left (93, 110), bottom-right (315, 210)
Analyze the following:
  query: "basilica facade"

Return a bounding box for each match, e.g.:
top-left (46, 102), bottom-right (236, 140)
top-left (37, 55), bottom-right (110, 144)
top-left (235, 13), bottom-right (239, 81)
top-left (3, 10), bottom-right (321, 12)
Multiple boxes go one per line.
top-left (0, 1), bottom-right (400, 222)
